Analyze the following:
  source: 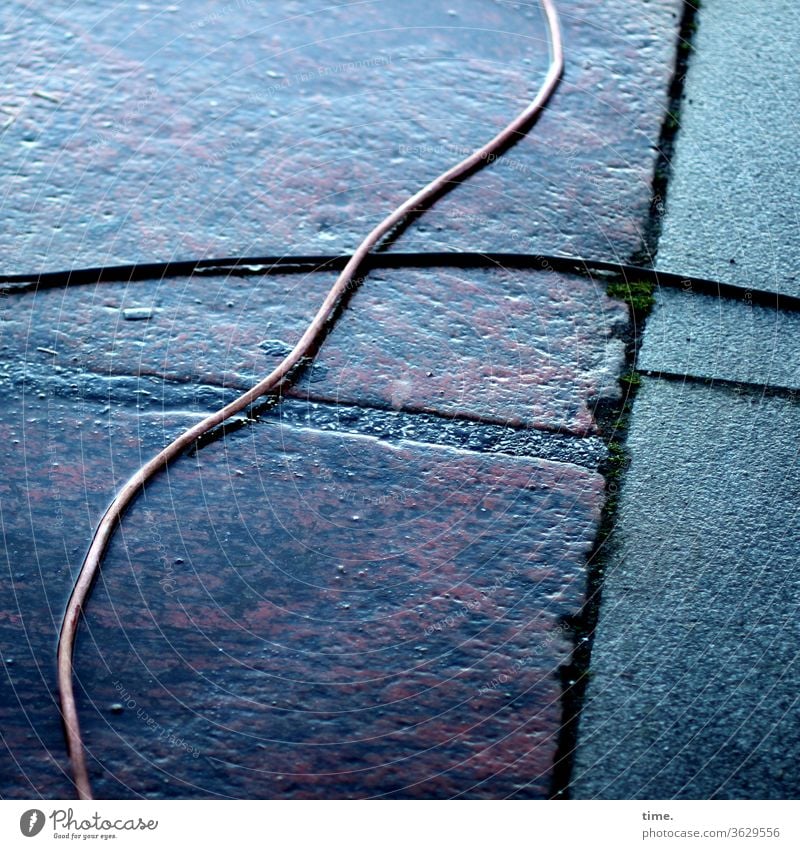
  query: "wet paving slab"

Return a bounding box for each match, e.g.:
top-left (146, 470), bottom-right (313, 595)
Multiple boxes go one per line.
top-left (0, 0), bottom-right (671, 801)
top-left (0, 392), bottom-right (604, 798)
top-left (0, 260), bottom-right (625, 796)
top-left (1, 0), bottom-right (681, 272)
top-left (2, 266), bottom-right (628, 435)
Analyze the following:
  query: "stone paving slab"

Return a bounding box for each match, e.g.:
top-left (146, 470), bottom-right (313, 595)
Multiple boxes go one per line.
top-left (2, 266), bottom-right (628, 435)
top-left (0, 398), bottom-right (206, 800)
top-left (656, 0), bottom-right (800, 298)
top-left (0, 391), bottom-right (604, 798)
top-left (572, 378), bottom-right (800, 799)
top-left (638, 288), bottom-right (800, 391)
top-left (1, 0), bottom-right (681, 272)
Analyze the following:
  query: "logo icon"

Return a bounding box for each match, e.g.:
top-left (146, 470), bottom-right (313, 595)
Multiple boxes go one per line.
top-left (20, 810), bottom-right (45, 837)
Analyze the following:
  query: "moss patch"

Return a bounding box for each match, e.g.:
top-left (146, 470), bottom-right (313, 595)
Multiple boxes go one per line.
top-left (606, 279), bottom-right (655, 316)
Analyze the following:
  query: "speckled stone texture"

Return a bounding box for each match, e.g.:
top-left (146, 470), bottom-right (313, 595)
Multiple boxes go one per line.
top-left (2, 266), bottom-right (627, 435)
top-left (0, 0), bottom-right (671, 801)
top-left (655, 0), bottom-right (800, 298)
top-left (0, 393), bottom-right (604, 798)
top-left (1, 0), bottom-right (681, 272)
top-left (638, 288), bottom-right (800, 391)
top-left (570, 0), bottom-right (800, 799)
top-left (572, 379), bottom-right (800, 799)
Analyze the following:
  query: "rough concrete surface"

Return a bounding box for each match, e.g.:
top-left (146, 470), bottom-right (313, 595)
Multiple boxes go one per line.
top-left (638, 287), bottom-right (800, 391)
top-left (656, 0), bottom-right (800, 297)
top-left (571, 0), bottom-right (800, 801)
top-left (572, 378), bottom-right (800, 799)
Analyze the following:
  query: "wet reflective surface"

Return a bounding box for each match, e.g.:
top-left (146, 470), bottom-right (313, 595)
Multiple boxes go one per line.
top-left (3, 267), bottom-right (627, 435)
top-left (2, 0), bottom-right (680, 271)
top-left (1, 394), bottom-right (602, 798)
top-left (0, 0), bottom-right (679, 799)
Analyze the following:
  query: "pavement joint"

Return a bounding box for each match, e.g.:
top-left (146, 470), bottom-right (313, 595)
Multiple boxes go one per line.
top-left (637, 369), bottom-right (800, 402)
top-left (9, 251), bottom-right (800, 312)
top-left (572, 0), bottom-right (800, 799)
top-left (4, 262), bottom-right (628, 436)
top-left (5, 362), bottom-right (608, 470)
top-left (249, 399), bottom-right (609, 471)
top-left (0, 0), bottom-right (687, 798)
top-left (632, 0), bottom-right (701, 267)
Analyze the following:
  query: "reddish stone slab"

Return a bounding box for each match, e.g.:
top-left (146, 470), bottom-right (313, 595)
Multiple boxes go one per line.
top-left (3, 267), bottom-right (627, 435)
top-left (0, 392), bottom-right (603, 798)
top-left (0, 397), bottom-right (204, 800)
top-left (0, 0), bottom-right (680, 272)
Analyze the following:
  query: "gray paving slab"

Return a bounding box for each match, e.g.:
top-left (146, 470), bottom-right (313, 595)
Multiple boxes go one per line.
top-left (572, 378), bottom-right (800, 799)
top-left (656, 0), bottom-right (800, 297)
top-left (638, 287), bottom-right (800, 390)
top-left (573, 0), bottom-right (800, 799)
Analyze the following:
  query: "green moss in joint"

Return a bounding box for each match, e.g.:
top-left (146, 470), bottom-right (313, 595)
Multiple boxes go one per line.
top-left (620, 371), bottom-right (641, 390)
top-left (606, 279), bottom-right (655, 315)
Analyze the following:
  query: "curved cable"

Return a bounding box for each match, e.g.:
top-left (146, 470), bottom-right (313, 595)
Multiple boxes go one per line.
top-left (57, 0), bottom-right (564, 800)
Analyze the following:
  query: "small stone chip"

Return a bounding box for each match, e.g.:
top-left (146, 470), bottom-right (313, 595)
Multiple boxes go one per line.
top-left (259, 339), bottom-right (293, 357)
top-left (122, 307), bottom-right (154, 321)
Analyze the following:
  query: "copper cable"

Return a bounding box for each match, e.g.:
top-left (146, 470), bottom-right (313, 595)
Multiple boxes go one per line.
top-left (57, 0), bottom-right (564, 800)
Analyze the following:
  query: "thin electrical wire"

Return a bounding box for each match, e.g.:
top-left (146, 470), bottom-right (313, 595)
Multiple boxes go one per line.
top-left (56, 0), bottom-right (564, 800)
